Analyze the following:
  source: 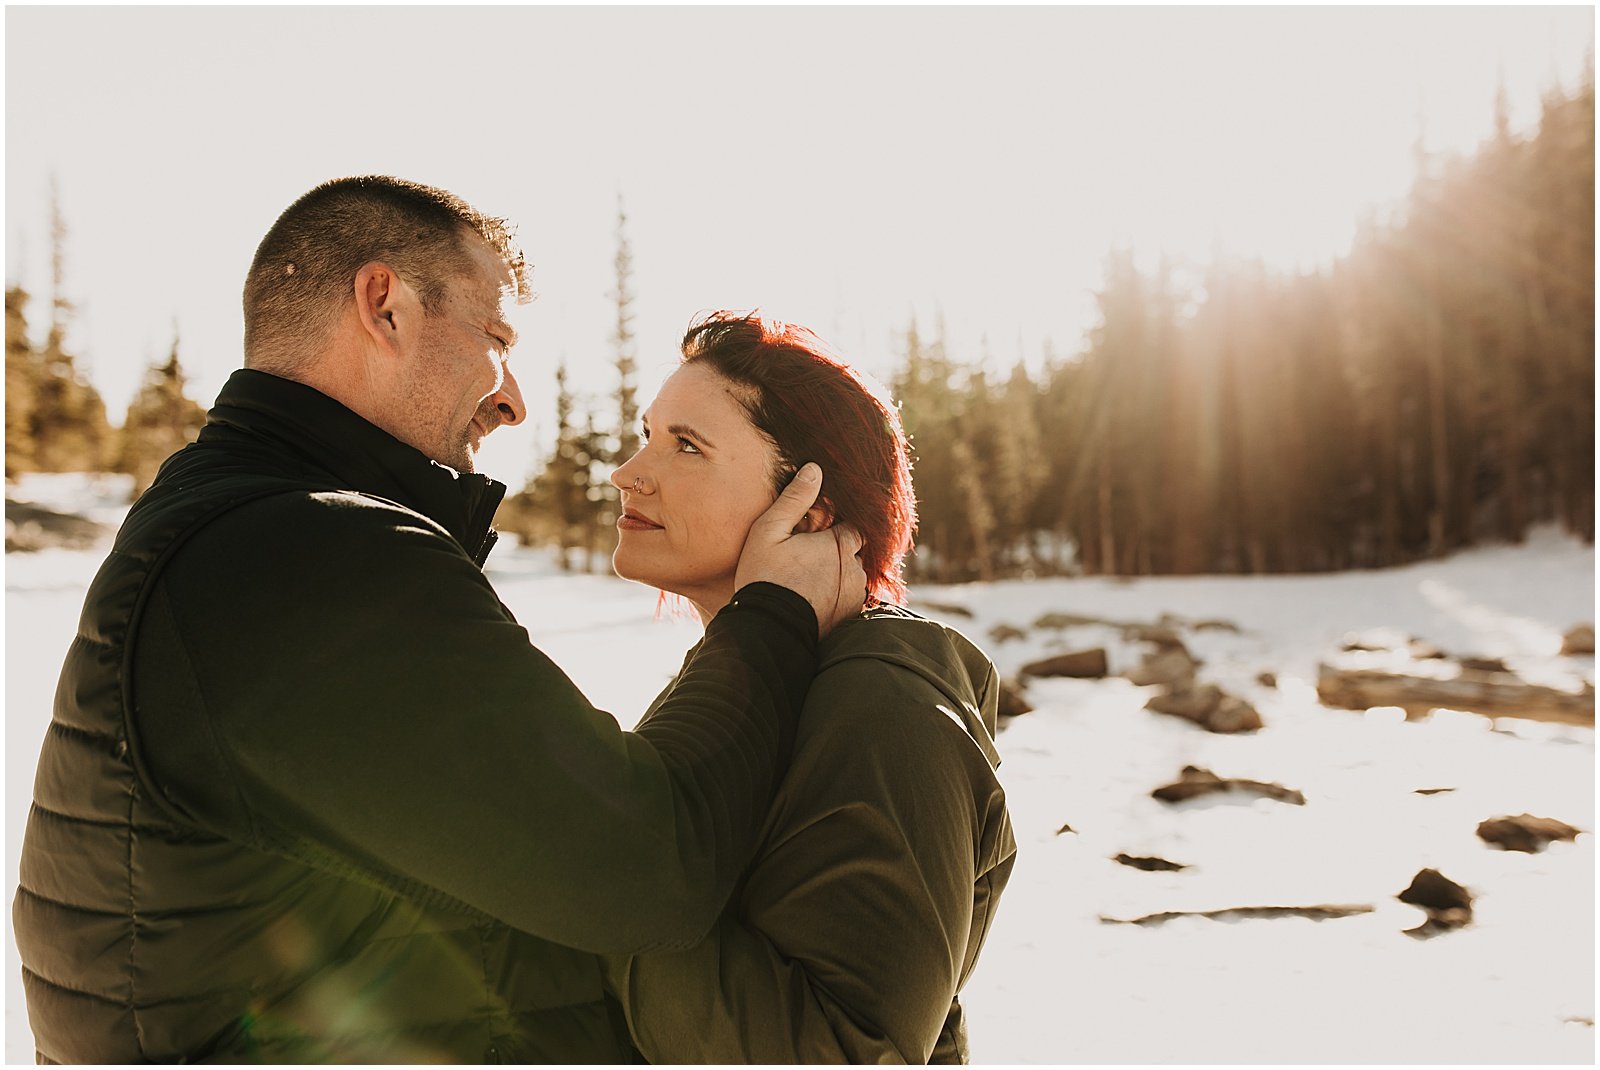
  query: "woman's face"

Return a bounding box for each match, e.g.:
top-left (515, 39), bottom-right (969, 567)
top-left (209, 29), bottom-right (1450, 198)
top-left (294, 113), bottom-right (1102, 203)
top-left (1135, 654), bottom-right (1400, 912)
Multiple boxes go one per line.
top-left (610, 362), bottom-right (783, 614)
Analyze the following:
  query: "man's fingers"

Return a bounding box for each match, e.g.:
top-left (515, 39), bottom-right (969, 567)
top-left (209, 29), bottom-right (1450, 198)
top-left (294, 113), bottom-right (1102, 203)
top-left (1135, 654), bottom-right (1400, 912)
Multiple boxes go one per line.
top-left (828, 523), bottom-right (868, 634)
top-left (832, 523), bottom-right (864, 558)
top-left (755, 463), bottom-right (823, 535)
top-left (733, 469), bottom-right (866, 636)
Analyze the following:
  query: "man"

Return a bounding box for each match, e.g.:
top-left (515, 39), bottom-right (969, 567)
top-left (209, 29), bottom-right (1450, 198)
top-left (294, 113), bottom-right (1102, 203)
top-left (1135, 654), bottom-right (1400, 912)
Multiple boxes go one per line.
top-left (12, 176), bottom-right (866, 1063)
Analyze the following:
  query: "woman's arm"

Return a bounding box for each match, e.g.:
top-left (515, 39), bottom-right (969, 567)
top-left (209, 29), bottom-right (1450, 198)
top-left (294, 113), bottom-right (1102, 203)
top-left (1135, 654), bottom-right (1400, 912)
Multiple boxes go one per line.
top-left (607, 647), bottom-right (1007, 1062)
top-left (608, 913), bottom-right (902, 1063)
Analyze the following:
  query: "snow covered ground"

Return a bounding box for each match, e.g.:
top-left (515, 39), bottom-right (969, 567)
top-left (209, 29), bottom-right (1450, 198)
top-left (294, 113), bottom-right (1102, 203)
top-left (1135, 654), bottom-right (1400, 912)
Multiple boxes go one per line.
top-left (5, 474), bottom-right (1594, 1064)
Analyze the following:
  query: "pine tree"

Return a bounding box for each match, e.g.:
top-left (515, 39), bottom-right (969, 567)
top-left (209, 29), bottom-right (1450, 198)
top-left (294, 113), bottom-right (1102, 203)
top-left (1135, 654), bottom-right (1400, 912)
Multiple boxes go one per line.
top-left (574, 409), bottom-right (616, 572)
top-left (894, 317), bottom-right (965, 581)
top-left (28, 179), bottom-right (112, 474)
top-left (612, 194), bottom-right (640, 464)
top-left (1031, 342), bottom-right (1086, 572)
top-left (6, 285), bottom-right (38, 480)
top-left (115, 327), bottom-right (207, 495)
top-left (529, 360), bottom-right (587, 566)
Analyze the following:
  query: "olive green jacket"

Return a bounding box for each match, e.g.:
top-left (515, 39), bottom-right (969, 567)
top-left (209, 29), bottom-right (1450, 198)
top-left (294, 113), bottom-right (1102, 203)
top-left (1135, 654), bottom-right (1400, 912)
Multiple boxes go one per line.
top-left (606, 605), bottom-right (1016, 1063)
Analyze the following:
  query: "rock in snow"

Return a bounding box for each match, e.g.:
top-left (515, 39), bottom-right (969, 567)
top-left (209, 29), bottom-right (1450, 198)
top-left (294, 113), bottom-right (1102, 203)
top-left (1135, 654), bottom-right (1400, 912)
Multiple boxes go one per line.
top-left (1151, 765), bottom-right (1306, 806)
top-left (1101, 904), bottom-right (1373, 926)
top-left (1123, 623), bottom-right (1186, 648)
top-left (1020, 647), bottom-right (1108, 679)
top-left (996, 678), bottom-right (1034, 721)
top-left (1316, 663), bottom-right (1595, 726)
top-left (1398, 868), bottom-right (1474, 937)
top-left (1125, 646), bottom-right (1201, 690)
top-left (1476, 814), bottom-right (1583, 853)
top-left (1562, 624), bottom-right (1595, 656)
top-left (988, 623), bottom-right (1028, 644)
top-left (1145, 684), bottom-right (1264, 733)
top-left (4, 500), bottom-right (110, 553)
top-left (1112, 853), bottom-right (1189, 872)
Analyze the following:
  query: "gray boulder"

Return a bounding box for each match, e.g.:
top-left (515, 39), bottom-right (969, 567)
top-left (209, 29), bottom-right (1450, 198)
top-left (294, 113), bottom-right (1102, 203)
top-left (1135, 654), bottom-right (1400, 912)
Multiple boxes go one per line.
top-left (1021, 648), bottom-right (1109, 679)
top-left (1125, 647), bottom-right (1200, 689)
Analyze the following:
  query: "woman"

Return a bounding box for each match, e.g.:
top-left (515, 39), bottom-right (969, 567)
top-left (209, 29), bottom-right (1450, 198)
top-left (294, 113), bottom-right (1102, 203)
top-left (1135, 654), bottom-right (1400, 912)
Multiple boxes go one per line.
top-left (603, 311), bottom-right (1016, 1064)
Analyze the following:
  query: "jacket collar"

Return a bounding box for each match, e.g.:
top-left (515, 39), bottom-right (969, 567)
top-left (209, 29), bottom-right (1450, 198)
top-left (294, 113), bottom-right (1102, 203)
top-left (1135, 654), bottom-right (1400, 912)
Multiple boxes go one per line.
top-left (201, 369), bottom-right (507, 565)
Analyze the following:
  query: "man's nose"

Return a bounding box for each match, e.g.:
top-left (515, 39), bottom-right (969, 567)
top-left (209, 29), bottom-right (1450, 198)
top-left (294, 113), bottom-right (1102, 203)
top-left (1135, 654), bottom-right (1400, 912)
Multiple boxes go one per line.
top-left (492, 367), bottom-right (525, 426)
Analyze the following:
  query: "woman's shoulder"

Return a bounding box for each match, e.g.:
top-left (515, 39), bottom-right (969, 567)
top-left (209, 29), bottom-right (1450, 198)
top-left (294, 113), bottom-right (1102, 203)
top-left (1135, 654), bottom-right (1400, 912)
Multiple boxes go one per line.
top-left (819, 604), bottom-right (995, 686)
top-left (809, 604), bottom-right (1001, 757)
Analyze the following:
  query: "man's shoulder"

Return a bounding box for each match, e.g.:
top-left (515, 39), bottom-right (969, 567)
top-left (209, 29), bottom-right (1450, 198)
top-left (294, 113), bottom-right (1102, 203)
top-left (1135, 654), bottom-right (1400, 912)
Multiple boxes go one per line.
top-left (193, 484), bottom-right (450, 542)
top-left (267, 487), bottom-right (446, 531)
top-left (156, 483), bottom-right (461, 593)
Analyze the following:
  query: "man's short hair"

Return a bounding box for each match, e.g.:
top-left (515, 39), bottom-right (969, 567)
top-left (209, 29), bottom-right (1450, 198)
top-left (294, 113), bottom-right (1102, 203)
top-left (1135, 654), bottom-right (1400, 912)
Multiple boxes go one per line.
top-left (242, 176), bottom-right (529, 372)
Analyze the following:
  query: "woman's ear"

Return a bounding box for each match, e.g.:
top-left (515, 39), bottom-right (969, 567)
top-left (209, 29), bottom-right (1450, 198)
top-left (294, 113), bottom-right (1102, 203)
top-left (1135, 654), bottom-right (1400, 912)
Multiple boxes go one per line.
top-left (792, 501), bottom-right (836, 535)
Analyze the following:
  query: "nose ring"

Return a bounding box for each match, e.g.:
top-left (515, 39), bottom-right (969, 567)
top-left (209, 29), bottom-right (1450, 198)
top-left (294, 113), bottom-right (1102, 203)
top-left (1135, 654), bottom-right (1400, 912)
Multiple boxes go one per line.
top-left (632, 477), bottom-right (646, 493)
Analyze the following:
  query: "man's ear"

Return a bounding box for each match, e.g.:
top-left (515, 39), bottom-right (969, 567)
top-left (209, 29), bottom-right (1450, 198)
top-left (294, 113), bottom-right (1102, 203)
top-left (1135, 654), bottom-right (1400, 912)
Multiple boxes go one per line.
top-left (353, 261), bottom-right (420, 356)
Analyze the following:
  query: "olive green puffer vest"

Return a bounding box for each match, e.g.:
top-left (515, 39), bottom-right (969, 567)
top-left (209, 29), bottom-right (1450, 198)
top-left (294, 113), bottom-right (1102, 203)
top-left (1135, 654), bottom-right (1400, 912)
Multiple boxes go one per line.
top-left (14, 406), bottom-right (631, 1063)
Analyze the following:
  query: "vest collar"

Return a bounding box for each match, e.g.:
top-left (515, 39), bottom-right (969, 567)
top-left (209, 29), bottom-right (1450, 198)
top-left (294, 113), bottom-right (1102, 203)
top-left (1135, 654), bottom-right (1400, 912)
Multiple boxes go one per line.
top-left (202, 369), bottom-right (507, 565)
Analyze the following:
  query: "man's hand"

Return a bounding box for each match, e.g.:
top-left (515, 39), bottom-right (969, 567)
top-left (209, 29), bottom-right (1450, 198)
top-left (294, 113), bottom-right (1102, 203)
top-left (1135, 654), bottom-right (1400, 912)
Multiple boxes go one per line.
top-left (735, 463), bottom-right (867, 638)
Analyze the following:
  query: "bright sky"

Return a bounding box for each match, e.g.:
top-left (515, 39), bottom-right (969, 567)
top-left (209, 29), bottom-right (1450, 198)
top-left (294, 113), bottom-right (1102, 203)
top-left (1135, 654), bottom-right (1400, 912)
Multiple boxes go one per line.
top-left (5, 5), bottom-right (1592, 483)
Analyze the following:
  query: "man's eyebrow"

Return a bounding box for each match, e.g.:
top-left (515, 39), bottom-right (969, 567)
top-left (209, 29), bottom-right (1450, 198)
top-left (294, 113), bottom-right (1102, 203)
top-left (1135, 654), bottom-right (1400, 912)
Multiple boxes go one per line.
top-left (490, 319), bottom-right (519, 347)
top-left (666, 423), bottom-right (716, 450)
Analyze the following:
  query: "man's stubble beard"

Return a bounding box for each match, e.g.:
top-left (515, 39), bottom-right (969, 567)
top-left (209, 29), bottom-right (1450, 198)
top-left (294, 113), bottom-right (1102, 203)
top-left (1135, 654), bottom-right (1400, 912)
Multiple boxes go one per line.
top-left (405, 322), bottom-right (498, 475)
top-left (457, 396), bottom-right (505, 475)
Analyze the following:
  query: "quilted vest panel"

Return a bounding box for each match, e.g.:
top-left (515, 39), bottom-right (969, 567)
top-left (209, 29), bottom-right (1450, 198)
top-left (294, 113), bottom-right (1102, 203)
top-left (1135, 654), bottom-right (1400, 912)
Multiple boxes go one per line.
top-left (14, 465), bottom-right (630, 1064)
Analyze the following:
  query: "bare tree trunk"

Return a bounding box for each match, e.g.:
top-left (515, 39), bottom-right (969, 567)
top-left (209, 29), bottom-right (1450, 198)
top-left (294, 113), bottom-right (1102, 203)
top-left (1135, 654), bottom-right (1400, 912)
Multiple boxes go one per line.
top-left (1097, 442), bottom-right (1116, 575)
top-left (1423, 290), bottom-right (1450, 556)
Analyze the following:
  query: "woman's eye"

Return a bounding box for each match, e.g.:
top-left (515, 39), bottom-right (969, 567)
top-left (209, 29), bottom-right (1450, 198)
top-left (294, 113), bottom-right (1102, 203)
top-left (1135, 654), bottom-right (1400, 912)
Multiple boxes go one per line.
top-left (677, 436), bottom-right (701, 455)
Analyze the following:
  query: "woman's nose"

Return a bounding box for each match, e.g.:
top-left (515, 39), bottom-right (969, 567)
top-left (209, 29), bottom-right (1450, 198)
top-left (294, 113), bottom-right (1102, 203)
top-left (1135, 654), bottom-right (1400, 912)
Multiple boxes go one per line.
top-left (611, 451), bottom-right (640, 492)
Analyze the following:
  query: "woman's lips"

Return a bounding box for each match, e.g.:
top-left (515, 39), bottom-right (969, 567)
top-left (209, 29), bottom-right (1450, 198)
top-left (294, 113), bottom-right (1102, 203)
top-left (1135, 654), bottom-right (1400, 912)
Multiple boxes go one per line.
top-left (617, 512), bottom-right (663, 531)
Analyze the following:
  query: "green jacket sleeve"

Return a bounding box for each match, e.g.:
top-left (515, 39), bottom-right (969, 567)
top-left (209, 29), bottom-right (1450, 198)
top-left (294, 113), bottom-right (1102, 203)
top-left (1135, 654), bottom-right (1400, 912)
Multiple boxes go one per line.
top-left (608, 913), bottom-right (898, 1063)
top-left (133, 492), bottom-right (816, 954)
top-left (604, 649), bottom-right (1006, 1062)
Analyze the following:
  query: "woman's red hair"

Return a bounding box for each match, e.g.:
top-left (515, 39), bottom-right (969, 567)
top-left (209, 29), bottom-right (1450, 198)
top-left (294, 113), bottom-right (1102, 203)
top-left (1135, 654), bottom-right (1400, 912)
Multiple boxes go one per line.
top-left (680, 310), bottom-right (917, 606)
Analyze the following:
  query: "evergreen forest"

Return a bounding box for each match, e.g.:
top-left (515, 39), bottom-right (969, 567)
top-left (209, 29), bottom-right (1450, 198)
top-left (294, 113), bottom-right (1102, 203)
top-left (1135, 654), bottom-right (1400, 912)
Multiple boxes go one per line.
top-left (502, 79), bottom-right (1595, 581)
top-left (8, 80), bottom-right (1594, 581)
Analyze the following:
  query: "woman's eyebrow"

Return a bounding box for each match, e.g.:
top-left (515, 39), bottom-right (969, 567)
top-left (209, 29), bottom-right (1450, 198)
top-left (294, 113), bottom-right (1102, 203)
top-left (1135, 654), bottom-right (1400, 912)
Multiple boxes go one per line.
top-left (666, 423), bottom-right (716, 450)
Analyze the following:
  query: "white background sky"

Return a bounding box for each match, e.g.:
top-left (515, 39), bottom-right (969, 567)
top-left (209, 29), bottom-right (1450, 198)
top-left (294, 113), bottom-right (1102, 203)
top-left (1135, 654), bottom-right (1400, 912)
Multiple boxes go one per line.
top-left (5, 5), bottom-right (1593, 484)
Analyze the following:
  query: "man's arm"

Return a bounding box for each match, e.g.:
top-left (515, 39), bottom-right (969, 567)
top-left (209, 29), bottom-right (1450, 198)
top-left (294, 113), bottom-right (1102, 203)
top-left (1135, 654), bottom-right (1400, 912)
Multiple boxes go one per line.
top-left (133, 485), bottom-right (852, 955)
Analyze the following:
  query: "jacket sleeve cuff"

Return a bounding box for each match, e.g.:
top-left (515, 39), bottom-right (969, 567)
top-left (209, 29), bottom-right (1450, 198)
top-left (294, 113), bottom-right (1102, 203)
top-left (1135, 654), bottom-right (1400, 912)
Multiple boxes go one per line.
top-left (719, 582), bottom-right (819, 649)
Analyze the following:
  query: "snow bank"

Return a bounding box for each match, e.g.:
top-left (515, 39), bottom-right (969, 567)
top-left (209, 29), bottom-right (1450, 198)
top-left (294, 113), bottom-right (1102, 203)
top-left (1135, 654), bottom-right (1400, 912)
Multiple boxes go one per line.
top-left (5, 484), bottom-right (1592, 1062)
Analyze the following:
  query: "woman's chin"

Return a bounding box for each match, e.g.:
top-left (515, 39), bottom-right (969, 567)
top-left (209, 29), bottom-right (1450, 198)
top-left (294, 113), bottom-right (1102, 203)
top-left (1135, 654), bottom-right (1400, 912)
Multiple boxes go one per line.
top-left (609, 553), bottom-right (734, 614)
top-left (612, 561), bottom-right (651, 587)
top-left (611, 553), bottom-right (668, 593)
